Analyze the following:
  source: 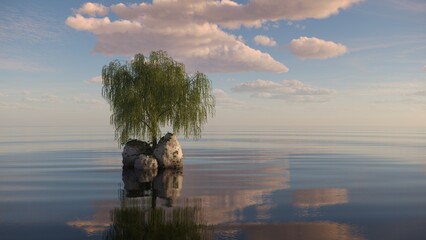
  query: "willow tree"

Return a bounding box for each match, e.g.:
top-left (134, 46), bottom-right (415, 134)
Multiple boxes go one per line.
top-left (102, 50), bottom-right (215, 147)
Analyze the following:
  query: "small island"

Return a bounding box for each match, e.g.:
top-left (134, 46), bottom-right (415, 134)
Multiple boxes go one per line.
top-left (101, 50), bottom-right (215, 169)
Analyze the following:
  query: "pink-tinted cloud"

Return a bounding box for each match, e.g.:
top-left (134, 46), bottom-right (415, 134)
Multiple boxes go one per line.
top-left (289, 37), bottom-right (347, 59)
top-left (203, 0), bottom-right (362, 28)
top-left (232, 79), bottom-right (336, 102)
top-left (76, 2), bottom-right (109, 17)
top-left (66, 1), bottom-right (360, 73)
top-left (87, 75), bottom-right (102, 84)
top-left (254, 35), bottom-right (277, 47)
top-left (213, 88), bottom-right (245, 108)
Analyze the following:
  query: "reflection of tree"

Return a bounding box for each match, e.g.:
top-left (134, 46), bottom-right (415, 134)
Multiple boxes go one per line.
top-left (102, 168), bottom-right (211, 240)
top-left (103, 199), bottom-right (212, 240)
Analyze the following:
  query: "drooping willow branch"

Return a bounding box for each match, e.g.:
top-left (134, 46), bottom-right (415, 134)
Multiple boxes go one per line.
top-left (102, 50), bottom-right (215, 146)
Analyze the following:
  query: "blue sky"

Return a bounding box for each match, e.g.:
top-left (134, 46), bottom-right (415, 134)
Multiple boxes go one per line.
top-left (1, 0), bottom-right (425, 128)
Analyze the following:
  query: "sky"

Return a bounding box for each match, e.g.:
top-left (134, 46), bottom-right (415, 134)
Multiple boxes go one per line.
top-left (0, 0), bottom-right (425, 129)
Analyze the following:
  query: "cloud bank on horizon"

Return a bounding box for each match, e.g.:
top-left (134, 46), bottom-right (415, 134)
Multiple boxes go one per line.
top-left (232, 79), bottom-right (336, 102)
top-left (66, 0), bottom-right (360, 73)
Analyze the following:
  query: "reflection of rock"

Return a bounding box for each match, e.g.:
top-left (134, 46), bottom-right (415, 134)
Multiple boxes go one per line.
top-left (153, 133), bottom-right (183, 169)
top-left (138, 168), bottom-right (158, 183)
top-left (218, 221), bottom-right (364, 240)
top-left (122, 168), bottom-right (158, 198)
top-left (122, 140), bottom-right (153, 167)
top-left (293, 188), bottom-right (348, 208)
top-left (153, 169), bottom-right (183, 206)
top-left (121, 168), bottom-right (183, 204)
top-left (134, 154), bottom-right (158, 170)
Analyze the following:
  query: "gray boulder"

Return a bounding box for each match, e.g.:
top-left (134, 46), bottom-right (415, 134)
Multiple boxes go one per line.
top-left (153, 133), bottom-right (183, 169)
top-left (134, 154), bottom-right (158, 170)
top-left (122, 140), bottom-right (152, 167)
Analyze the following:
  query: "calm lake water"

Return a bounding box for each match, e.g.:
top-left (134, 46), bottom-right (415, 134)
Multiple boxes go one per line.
top-left (0, 126), bottom-right (426, 240)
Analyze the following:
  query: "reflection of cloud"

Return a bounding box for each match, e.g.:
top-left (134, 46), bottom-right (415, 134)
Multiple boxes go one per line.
top-left (67, 220), bottom-right (110, 235)
top-left (67, 200), bottom-right (116, 235)
top-left (293, 188), bottom-right (348, 208)
top-left (182, 152), bottom-right (290, 225)
top-left (217, 221), bottom-right (365, 240)
top-left (256, 204), bottom-right (277, 220)
top-left (289, 36), bottom-right (347, 59)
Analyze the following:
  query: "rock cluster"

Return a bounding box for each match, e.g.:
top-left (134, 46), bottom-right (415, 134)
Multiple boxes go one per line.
top-left (122, 133), bottom-right (183, 169)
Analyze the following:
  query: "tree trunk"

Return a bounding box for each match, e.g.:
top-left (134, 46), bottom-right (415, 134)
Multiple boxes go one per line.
top-left (152, 136), bottom-right (157, 149)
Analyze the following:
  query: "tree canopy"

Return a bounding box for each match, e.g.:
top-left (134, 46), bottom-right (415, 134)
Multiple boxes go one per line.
top-left (102, 50), bottom-right (215, 146)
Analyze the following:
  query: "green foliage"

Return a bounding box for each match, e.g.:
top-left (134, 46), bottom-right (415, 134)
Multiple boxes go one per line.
top-left (102, 51), bottom-right (215, 146)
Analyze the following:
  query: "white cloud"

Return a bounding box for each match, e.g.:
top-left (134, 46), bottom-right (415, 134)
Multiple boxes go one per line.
top-left (360, 81), bottom-right (426, 95)
top-left (66, 0), bottom-right (362, 73)
top-left (213, 88), bottom-right (244, 108)
top-left (87, 75), bottom-right (102, 84)
top-left (254, 35), bottom-right (277, 47)
top-left (356, 80), bottom-right (426, 105)
top-left (232, 79), bottom-right (283, 92)
top-left (66, 14), bottom-right (142, 34)
top-left (0, 101), bottom-right (33, 110)
top-left (22, 94), bottom-right (59, 103)
top-left (202, 0), bottom-right (362, 28)
top-left (76, 2), bottom-right (109, 17)
top-left (423, 65), bottom-right (426, 72)
top-left (289, 36), bottom-right (347, 59)
top-left (232, 79), bottom-right (336, 102)
top-left (73, 95), bottom-right (104, 104)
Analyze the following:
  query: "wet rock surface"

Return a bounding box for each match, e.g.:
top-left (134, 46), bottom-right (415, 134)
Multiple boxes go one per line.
top-left (122, 140), bottom-right (153, 167)
top-left (153, 133), bottom-right (183, 169)
top-left (134, 154), bottom-right (158, 170)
